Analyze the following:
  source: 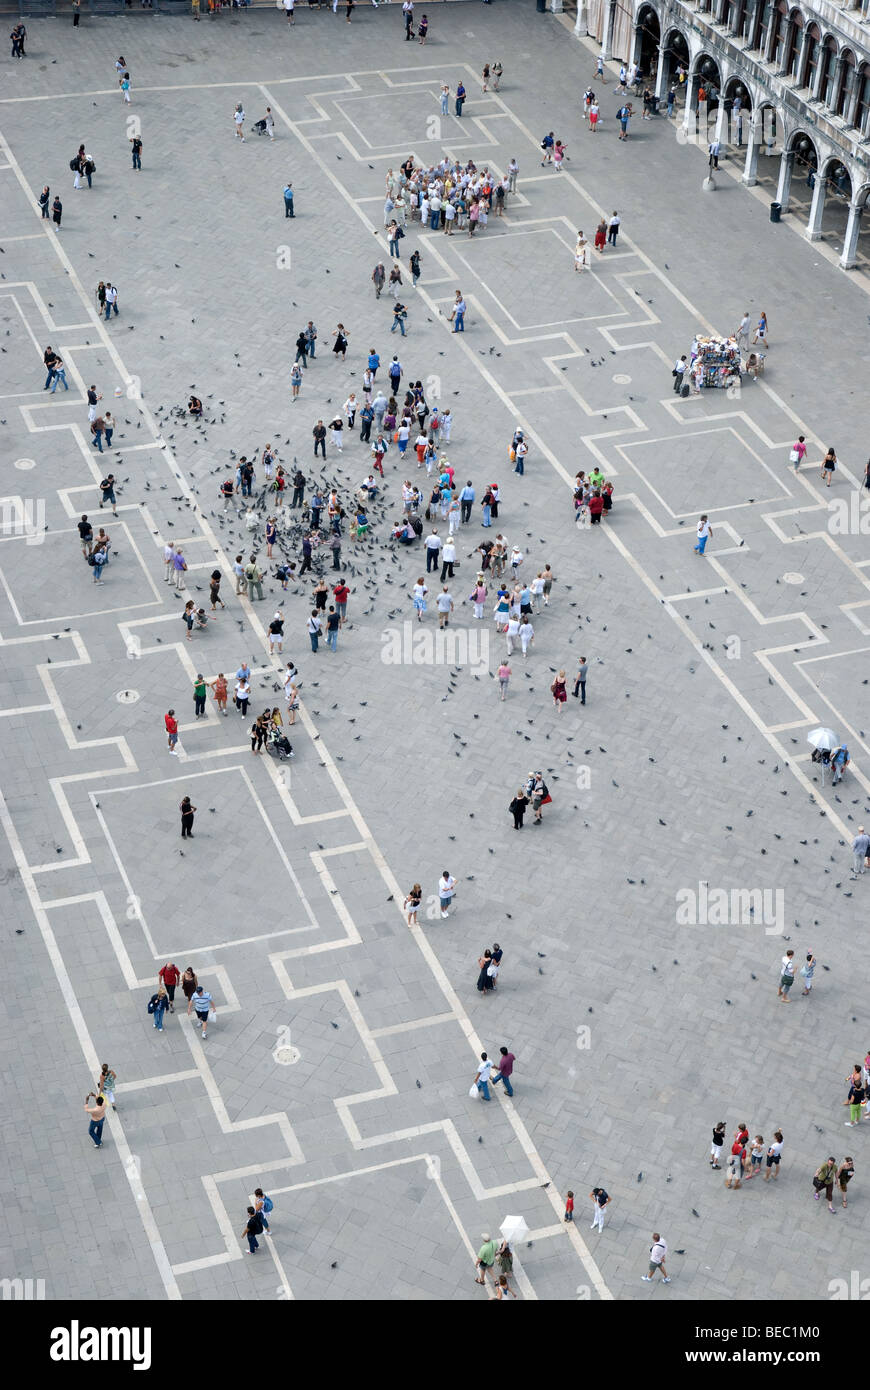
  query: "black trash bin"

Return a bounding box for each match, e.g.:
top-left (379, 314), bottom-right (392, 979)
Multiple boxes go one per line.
top-left (536, 0), bottom-right (546, 10)
top-left (649, 95), bottom-right (659, 114)
top-left (770, 202), bottom-right (781, 223)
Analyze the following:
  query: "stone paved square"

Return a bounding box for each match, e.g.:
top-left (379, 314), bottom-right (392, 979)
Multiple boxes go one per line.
top-left (0, 2), bottom-right (869, 1322)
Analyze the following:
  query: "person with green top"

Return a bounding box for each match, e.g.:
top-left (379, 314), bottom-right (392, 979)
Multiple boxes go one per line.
top-left (812, 1157), bottom-right (838, 1213)
top-left (193, 674), bottom-right (207, 719)
top-left (474, 1234), bottom-right (498, 1285)
top-left (245, 556), bottom-right (264, 601)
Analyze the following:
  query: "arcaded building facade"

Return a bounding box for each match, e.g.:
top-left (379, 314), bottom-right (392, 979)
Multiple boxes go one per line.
top-left (579, 0), bottom-right (870, 268)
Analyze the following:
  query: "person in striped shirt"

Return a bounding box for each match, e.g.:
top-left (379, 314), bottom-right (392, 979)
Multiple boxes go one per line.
top-left (187, 985), bottom-right (215, 1038)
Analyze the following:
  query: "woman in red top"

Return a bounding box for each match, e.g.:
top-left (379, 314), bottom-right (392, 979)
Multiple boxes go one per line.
top-left (588, 491), bottom-right (604, 524)
top-left (594, 219), bottom-right (607, 252)
top-left (274, 467), bottom-right (285, 507)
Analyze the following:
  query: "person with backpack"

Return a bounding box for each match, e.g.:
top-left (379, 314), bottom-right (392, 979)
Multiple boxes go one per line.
top-left (148, 985), bottom-right (169, 1032)
top-left (242, 1205), bottom-right (264, 1254)
top-left (254, 1188), bottom-right (273, 1232)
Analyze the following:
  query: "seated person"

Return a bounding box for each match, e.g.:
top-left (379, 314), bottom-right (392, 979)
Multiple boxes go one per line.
top-left (188, 396), bottom-right (203, 417)
top-left (744, 353), bottom-right (764, 379)
top-left (193, 607), bottom-right (210, 630)
top-left (392, 520), bottom-right (416, 544)
top-left (359, 473), bottom-right (379, 500)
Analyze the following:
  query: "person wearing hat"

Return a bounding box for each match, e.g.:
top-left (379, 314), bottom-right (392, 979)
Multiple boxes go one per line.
top-left (475, 1233), bottom-right (498, 1285)
top-left (269, 611), bottom-right (285, 655)
top-left (514, 435), bottom-right (528, 476)
top-left (192, 673), bottom-right (207, 719)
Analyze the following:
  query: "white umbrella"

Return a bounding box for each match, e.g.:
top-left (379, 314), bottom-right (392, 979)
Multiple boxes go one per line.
top-left (807, 727), bottom-right (838, 751)
top-left (500, 1214), bottom-right (529, 1244)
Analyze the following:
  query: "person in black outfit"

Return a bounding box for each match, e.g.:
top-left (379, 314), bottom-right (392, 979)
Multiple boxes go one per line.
top-left (291, 469), bottom-right (305, 508)
top-left (509, 789), bottom-right (528, 829)
top-left (180, 796), bottom-right (196, 838)
top-left (299, 533), bottom-right (313, 576)
top-left (242, 1206), bottom-right (263, 1255)
top-left (294, 332), bottom-right (308, 368)
top-left (313, 420), bottom-right (326, 458)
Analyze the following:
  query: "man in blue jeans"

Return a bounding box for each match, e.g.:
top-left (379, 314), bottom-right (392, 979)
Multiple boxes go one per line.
top-left (283, 182), bottom-right (294, 217)
top-left (391, 302), bottom-right (407, 335)
top-left (693, 514), bottom-right (712, 555)
top-left (490, 1046), bottom-right (515, 1097)
top-left (43, 346), bottom-right (58, 389)
top-left (473, 1052), bottom-right (494, 1101)
top-left (453, 294), bottom-right (466, 333)
top-left (84, 1093), bottom-right (107, 1148)
top-left (49, 356), bottom-right (69, 392)
top-left (99, 474), bottom-right (117, 514)
top-left (242, 1207), bottom-right (263, 1255)
top-left (455, 81), bottom-right (466, 116)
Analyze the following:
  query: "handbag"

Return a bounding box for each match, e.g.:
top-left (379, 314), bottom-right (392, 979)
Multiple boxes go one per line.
top-left (788, 448), bottom-right (800, 463)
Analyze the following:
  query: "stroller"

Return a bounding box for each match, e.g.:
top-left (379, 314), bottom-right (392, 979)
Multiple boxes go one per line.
top-left (266, 727), bottom-right (294, 761)
top-left (252, 118), bottom-right (269, 137)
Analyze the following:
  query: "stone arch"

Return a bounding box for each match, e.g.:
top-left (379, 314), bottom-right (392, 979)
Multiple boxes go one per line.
top-left (692, 51), bottom-right (723, 109)
top-left (635, 3), bottom-right (661, 73)
top-left (723, 74), bottom-right (753, 147)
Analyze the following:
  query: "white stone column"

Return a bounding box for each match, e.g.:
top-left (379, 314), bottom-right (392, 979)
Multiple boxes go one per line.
top-left (574, 0), bottom-right (588, 35)
top-left (775, 148), bottom-right (795, 211)
top-left (549, 0), bottom-right (564, 12)
top-left (804, 168), bottom-right (826, 240)
top-left (682, 76), bottom-right (698, 137)
top-left (601, 0), bottom-right (615, 61)
top-left (793, 25), bottom-right (810, 88)
top-left (742, 119), bottom-right (760, 184)
top-left (655, 47), bottom-right (669, 100)
top-left (840, 199), bottom-right (862, 268)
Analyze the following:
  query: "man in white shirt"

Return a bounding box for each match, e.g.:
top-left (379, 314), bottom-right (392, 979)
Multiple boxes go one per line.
top-left (673, 355), bottom-right (687, 393)
top-left (736, 312), bottom-right (750, 352)
top-left (642, 1233), bottom-right (670, 1282)
top-left (425, 529), bottom-right (442, 573)
top-left (438, 870), bottom-right (455, 918)
top-left (163, 541), bottom-right (176, 583)
top-left (693, 514), bottom-right (712, 556)
top-left (473, 1052), bottom-right (494, 1101)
